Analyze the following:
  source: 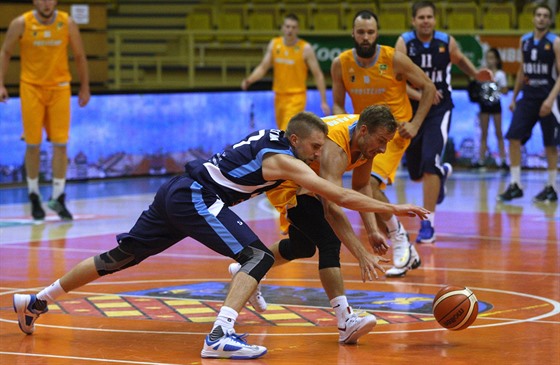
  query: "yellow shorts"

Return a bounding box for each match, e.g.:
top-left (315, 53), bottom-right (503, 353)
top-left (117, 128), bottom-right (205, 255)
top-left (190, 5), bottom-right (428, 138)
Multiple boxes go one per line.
top-left (266, 179), bottom-right (301, 234)
top-left (371, 130), bottom-right (410, 189)
top-left (274, 92), bottom-right (306, 130)
top-left (20, 81), bottom-right (71, 145)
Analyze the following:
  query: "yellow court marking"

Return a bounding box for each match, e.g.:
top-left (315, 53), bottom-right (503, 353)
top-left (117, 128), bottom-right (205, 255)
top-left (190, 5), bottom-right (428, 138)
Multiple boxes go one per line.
top-left (478, 303), bottom-right (551, 317)
top-left (104, 310), bottom-right (143, 317)
top-left (95, 302), bottom-right (132, 309)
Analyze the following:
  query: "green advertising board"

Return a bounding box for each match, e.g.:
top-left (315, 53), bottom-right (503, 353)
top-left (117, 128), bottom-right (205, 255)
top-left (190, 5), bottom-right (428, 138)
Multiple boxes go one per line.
top-left (304, 34), bottom-right (482, 74)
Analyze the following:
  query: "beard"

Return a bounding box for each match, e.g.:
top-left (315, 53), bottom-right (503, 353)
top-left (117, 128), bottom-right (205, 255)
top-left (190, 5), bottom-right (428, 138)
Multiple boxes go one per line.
top-left (38, 9), bottom-right (55, 20)
top-left (354, 39), bottom-right (377, 58)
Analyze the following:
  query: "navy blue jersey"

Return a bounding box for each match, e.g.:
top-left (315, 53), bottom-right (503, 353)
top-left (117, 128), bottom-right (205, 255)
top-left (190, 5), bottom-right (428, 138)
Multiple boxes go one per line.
top-left (402, 30), bottom-right (453, 113)
top-left (521, 32), bottom-right (558, 100)
top-left (185, 129), bottom-right (294, 206)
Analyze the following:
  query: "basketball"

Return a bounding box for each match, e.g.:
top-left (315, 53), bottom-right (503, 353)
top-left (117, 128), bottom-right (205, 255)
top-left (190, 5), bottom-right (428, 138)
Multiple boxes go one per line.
top-left (432, 285), bottom-right (478, 331)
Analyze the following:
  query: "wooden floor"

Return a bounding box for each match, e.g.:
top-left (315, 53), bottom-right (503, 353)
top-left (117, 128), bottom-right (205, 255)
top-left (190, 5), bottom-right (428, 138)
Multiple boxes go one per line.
top-left (0, 169), bottom-right (558, 364)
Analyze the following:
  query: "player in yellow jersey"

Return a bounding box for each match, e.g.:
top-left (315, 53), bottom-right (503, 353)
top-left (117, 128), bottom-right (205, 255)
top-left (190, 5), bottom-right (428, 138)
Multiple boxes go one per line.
top-left (0, 0), bottom-right (90, 221)
top-left (331, 10), bottom-right (436, 277)
top-left (241, 105), bottom-right (407, 344)
top-left (241, 13), bottom-right (330, 130)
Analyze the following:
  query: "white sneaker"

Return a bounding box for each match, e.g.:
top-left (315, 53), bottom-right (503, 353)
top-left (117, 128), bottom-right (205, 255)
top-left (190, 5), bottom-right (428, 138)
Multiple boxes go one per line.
top-left (201, 327), bottom-right (267, 359)
top-left (228, 263), bottom-right (267, 312)
top-left (338, 312), bottom-right (377, 344)
top-left (13, 294), bottom-right (48, 335)
top-left (386, 244), bottom-right (421, 278)
top-left (389, 222), bottom-right (410, 268)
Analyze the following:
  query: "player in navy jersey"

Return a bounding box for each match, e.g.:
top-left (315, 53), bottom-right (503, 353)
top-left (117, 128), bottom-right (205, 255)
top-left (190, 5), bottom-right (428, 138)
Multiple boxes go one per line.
top-left (498, 4), bottom-right (559, 203)
top-left (393, 1), bottom-right (492, 249)
top-left (11, 112), bottom-right (430, 360)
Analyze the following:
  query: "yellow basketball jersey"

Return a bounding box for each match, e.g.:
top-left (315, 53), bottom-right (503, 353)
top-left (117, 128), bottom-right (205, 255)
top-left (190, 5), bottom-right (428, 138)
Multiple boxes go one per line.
top-left (310, 114), bottom-right (369, 173)
top-left (267, 113), bottom-right (367, 233)
top-left (339, 46), bottom-right (412, 123)
top-left (271, 37), bottom-right (308, 94)
top-left (20, 10), bottom-right (71, 86)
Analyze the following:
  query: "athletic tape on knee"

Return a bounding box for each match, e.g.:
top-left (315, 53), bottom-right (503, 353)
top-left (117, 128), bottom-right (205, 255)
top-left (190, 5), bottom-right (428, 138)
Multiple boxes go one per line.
top-left (94, 246), bottom-right (136, 276)
top-left (235, 240), bottom-right (274, 282)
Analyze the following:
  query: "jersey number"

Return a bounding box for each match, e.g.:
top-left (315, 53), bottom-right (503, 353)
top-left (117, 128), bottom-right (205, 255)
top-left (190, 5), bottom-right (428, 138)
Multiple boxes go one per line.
top-left (421, 54), bottom-right (433, 68)
top-left (232, 130), bottom-right (266, 149)
top-left (531, 48), bottom-right (538, 61)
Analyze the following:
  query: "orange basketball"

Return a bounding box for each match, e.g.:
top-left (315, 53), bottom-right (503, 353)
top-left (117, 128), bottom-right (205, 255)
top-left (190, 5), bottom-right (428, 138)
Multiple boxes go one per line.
top-left (432, 285), bottom-right (478, 331)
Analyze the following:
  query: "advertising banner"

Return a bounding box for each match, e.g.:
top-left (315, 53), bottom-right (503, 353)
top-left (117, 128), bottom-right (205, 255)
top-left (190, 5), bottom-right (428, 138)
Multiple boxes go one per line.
top-left (478, 35), bottom-right (522, 74)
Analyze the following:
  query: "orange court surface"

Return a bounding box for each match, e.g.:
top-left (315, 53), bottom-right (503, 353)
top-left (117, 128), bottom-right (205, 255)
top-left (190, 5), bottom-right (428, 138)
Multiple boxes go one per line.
top-left (1, 169), bottom-right (558, 364)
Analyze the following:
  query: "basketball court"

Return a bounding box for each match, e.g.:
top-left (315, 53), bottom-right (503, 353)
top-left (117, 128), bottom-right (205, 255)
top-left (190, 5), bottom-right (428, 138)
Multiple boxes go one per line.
top-left (0, 169), bottom-right (558, 364)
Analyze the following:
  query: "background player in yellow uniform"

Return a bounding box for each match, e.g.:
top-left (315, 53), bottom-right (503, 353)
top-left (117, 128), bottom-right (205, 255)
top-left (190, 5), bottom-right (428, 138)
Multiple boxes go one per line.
top-left (331, 10), bottom-right (436, 277)
top-left (0, 0), bottom-right (90, 220)
top-left (241, 13), bottom-right (330, 130)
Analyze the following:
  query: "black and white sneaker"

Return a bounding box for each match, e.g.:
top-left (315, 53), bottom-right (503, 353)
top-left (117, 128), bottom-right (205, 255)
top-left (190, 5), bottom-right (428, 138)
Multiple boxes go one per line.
top-left (497, 183), bottom-right (523, 202)
top-left (48, 193), bottom-right (73, 220)
top-left (29, 193), bottom-right (45, 220)
top-left (533, 185), bottom-right (558, 203)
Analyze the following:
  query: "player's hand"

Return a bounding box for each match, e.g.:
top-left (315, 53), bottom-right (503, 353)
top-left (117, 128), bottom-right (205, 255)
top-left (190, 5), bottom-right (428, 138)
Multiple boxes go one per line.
top-left (539, 99), bottom-right (553, 117)
top-left (320, 102), bottom-right (331, 116)
top-left (397, 122), bottom-right (419, 139)
top-left (78, 86), bottom-right (90, 107)
top-left (368, 230), bottom-right (389, 256)
top-left (0, 86), bottom-right (8, 103)
top-left (433, 90), bottom-right (443, 105)
top-left (394, 204), bottom-right (430, 220)
top-left (241, 79), bottom-right (250, 90)
top-left (509, 99), bottom-right (516, 112)
top-left (476, 68), bottom-right (493, 82)
top-left (358, 252), bottom-right (390, 282)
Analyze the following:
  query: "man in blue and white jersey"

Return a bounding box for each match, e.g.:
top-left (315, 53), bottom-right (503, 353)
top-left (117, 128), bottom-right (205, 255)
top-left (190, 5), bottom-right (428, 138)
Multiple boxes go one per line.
top-left (498, 4), bottom-right (560, 203)
top-left (11, 111), bottom-right (430, 360)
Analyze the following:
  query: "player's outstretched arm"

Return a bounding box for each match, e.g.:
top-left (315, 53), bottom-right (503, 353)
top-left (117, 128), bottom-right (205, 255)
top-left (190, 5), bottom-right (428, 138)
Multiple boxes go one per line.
top-left (264, 154), bottom-right (430, 218)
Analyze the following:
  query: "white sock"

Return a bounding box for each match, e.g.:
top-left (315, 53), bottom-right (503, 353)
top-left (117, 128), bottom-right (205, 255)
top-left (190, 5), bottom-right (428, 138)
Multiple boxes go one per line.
top-left (52, 178), bottom-right (66, 200)
top-left (330, 295), bottom-right (352, 328)
top-left (37, 279), bottom-right (66, 304)
top-left (427, 212), bottom-right (435, 226)
top-left (27, 177), bottom-right (40, 195)
top-left (548, 169), bottom-right (558, 190)
top-left (212, 306), bottom-right (238, 332)
top-left (510, 166), bottom-right (521, 186)
top-left (384, 215), bottom-right (399, 236)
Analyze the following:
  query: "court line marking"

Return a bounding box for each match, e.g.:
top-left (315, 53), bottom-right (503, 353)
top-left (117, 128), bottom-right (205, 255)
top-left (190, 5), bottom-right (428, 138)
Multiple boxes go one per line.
top-left (4, 228), bottom-right (557, 246)
top-left (0, 352), bottom-right (184, 365)
top-left (0, 243), bottom-right (559, 277)
top-left (1, 279), bottom-right (558, 336)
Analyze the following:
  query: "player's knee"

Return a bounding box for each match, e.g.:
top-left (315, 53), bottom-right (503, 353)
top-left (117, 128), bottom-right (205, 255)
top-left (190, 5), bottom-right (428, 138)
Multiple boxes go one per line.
top-left (25, 144), bottom-right (41, 151)
top-left (52, 143), bottom-right (68, 150)
top-left (279, 238), bottom-right (316, 260)
top-left (93, 246), bottom-right (137, 276)
top-left (317, 240), bottom-right (341, 270)
top-left (235, 240), bottom-right (275, 282)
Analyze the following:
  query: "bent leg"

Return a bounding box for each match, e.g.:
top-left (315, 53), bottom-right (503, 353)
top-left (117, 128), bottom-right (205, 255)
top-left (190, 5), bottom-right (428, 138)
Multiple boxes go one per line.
top-left (59, 257), bottom-right (100, 292)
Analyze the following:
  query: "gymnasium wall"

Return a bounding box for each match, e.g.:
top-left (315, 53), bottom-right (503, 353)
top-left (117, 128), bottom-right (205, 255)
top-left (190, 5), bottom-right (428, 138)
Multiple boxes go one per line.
top-left (0, 89), bottom-right (548, 184)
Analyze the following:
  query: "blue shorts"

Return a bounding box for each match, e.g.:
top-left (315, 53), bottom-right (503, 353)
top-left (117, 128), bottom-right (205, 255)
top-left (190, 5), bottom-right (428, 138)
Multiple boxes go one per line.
top-left (405, 107), bottom-right (452, 180)
top-left (506, 97), bottom-right (560, 146)
top-left (116, 174), bottom-right (259, 263)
